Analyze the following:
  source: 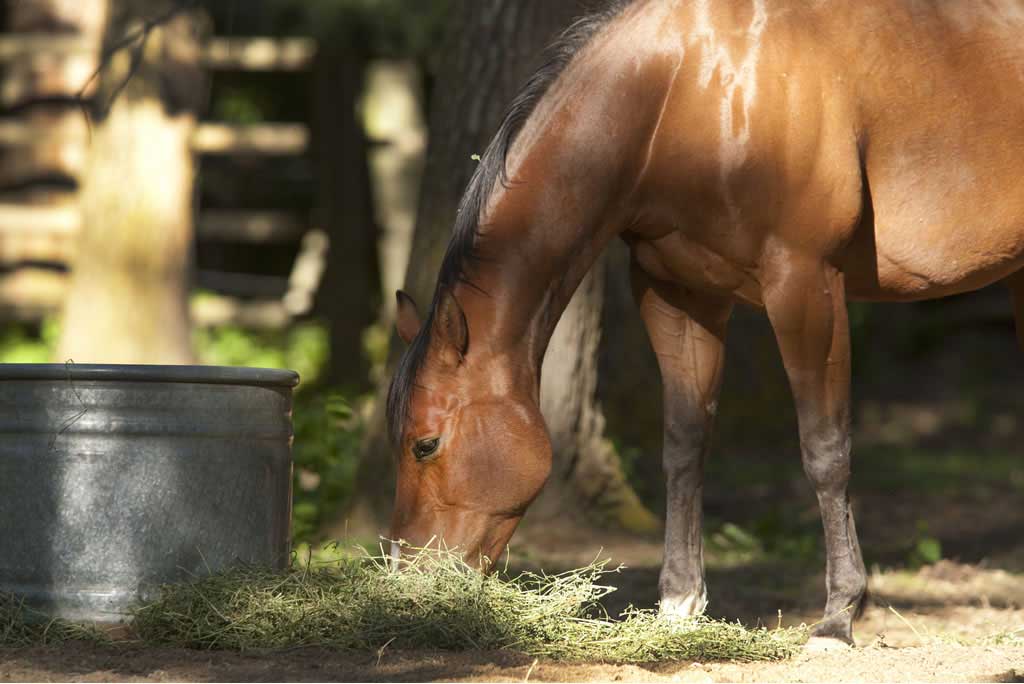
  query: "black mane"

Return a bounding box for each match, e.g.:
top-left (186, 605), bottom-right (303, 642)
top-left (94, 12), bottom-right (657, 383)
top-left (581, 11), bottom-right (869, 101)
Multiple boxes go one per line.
top-left (386, 1), bottom-right (631, 444)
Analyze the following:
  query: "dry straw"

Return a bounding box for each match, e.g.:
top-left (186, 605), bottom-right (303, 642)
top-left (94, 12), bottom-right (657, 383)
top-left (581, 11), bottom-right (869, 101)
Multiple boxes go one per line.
top-left (131, 548), bottom-right (805, 662)
top-left (0, 593), bottom-right (107, 646)
top-left (3, 548), bottom-right (805, 662)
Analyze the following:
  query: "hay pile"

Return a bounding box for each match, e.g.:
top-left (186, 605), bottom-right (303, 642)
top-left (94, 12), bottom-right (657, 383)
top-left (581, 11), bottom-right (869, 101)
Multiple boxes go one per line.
top-left (130, 550), bottom-right (804, 662)
top-left (0, 593), bottom-right (105, 646)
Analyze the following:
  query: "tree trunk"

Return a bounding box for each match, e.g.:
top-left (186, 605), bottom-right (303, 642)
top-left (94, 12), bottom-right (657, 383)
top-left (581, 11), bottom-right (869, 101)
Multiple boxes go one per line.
top-left (311, 29), bottom-right (381, 392)
top-left (534, 254), bottom-right (659, 531)
top-left (336, 0), bottom-right (656, 538)
top-left (56, 1), bottom-right (206, 364)
top-left (597, 240), bottom-right (667, 508)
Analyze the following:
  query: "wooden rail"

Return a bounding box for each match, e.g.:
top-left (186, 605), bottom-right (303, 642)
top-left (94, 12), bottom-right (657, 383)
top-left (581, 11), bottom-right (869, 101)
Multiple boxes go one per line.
top-left (202, 37), bottom-right (317, 71)
top-left (0, 268), bottom-right (298, 328)
top-left (0, 34), bottom-right (325, 327)
top-left (0, 120), bottom-right (309, 156)
top-left (0, 228), bottom-right (329, 327)
top-left (0, 35), bottom-right (316, 71)
top-left (190, 123), bottom-right (308, 155)
top-left (0, 35), bottom-right (92, 60)
top-left (0, 205), bottom-right (307, 244)
top-left (196, 210), bottom-right (306, 242)
top-left (0, 204), bottom-right (79, 236)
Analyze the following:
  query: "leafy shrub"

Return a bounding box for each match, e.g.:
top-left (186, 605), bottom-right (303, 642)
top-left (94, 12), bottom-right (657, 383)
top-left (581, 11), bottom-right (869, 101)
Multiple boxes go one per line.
top-left (291, 393), bottom-right (363, 541)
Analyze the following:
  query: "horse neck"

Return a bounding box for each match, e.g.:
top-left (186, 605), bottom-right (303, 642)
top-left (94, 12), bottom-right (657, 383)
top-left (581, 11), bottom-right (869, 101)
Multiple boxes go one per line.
top-left (451, 67), bottom-right (673, 397)
top-left (454, 175), bottom-right (618, 392)
top-left (432, 0), bottom-right (693, 401)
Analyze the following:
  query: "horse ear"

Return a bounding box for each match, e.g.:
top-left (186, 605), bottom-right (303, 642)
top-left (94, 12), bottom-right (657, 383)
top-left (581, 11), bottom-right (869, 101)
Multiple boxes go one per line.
top-left (395, 290), bottom-right (422, 344)
top-left (434, 287), bottom-right (469, 361)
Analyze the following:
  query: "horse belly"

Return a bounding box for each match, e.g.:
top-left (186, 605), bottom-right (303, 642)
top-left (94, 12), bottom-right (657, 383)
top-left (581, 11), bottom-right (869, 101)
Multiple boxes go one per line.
top-left (831, 1), bottom-right (1024, 301)
top-left (845, 81), bottom-right (1024, 299)
top-left (844, 175), bottom-right (1024, 301)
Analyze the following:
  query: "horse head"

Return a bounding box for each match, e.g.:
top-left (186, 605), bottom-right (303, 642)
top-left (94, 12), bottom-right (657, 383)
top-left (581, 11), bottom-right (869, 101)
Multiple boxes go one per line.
top-left (386, 289), bottom-right (551, 569)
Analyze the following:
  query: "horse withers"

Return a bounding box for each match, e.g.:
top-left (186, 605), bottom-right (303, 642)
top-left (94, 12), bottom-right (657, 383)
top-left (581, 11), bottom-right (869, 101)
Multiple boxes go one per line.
top-left (386, 0), bottom-right (1024, 647)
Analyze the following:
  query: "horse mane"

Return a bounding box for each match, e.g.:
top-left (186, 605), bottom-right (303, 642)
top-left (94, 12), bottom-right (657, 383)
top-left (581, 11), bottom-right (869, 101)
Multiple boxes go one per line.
top-left (386, 1), bottom-right (632, 444)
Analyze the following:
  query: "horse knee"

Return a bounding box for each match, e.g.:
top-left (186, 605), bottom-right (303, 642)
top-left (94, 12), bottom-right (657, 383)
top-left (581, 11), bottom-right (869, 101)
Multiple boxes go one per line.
top-left (662, 418), bottom-right (709, 481)
top-left (799, 422), bottom-right (852, 492)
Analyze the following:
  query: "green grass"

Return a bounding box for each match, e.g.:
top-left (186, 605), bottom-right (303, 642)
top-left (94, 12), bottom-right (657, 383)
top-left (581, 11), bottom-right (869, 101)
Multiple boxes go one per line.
top-left (130, 548), bottom-right (805, 662)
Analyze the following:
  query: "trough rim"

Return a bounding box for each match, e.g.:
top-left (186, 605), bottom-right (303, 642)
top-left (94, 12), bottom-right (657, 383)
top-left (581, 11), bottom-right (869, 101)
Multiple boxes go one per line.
top-left (0, 363), bottom-right (300, 388)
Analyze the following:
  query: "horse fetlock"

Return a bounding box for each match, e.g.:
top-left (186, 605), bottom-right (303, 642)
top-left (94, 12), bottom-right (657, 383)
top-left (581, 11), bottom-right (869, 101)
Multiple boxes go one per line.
top-left (828, 571), bottom-right (868, 614)
top-left (658, 587), bottom-right (708, 619)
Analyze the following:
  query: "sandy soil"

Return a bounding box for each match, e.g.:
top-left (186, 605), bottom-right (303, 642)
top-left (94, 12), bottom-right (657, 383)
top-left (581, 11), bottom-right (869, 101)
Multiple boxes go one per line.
top-left (2, 640), bottom-right (1023, 683)
top-left (3, 543), bottom-right (1023, 682)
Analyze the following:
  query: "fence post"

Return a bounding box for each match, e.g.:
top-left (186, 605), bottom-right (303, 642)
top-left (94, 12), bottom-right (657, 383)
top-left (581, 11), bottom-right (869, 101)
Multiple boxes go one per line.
top-left (311, 29), bottom-right (380, 391)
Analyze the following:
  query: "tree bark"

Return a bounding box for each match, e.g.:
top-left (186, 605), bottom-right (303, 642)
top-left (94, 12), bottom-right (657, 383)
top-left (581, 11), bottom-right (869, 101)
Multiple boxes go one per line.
top-left (534, 254), bottom-right (659, 531)
top-left (311, 28), bottom-right (381, 392)
top-left (336, 0), bottom-right (656, 538)
top-left (56, 1), bottom-right (206, 364)
top-left (597, 240), bottom-right (667, 507)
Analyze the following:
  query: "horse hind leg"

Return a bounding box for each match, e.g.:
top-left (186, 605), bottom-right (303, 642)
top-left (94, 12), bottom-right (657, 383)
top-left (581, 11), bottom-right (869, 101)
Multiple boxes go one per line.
top-left (631, 263), bottom-right (733, 618)
top-left (1008, 270), bottom-right (1024, 351)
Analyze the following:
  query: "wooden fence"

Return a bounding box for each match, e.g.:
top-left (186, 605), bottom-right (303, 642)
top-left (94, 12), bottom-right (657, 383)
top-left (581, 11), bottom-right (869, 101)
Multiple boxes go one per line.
top-left (0, 35), bottom-right (330, 326)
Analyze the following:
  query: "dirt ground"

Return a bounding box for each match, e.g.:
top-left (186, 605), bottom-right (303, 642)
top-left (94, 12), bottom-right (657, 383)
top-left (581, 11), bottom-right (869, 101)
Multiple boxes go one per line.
top-left (3, 537), bottom-right (1023, 682)
top-left (1, 639), bottom-right (1023, 683)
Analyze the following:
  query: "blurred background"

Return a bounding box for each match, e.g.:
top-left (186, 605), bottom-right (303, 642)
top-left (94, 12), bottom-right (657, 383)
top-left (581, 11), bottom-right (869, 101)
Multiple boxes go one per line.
top-left (0, 0), bottom-right (1022, 621)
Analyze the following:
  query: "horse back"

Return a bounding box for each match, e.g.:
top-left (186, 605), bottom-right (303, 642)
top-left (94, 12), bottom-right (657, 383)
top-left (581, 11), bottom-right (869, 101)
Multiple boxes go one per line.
top-left (620, 0), bottom-right (1024, 302)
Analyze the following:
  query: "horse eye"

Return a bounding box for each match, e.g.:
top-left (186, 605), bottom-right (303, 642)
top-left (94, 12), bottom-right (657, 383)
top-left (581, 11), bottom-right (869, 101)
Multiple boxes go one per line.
top-left (412, 437), bottom-right (441, 461)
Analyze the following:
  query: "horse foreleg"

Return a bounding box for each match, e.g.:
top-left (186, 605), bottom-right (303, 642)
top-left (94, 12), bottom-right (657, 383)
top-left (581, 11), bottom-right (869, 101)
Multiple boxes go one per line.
top-left (631, 264), bottom-right (733, 618)
top-left (1008, 270), bottom-right (1024, 352)
top-left (764, 258), bottom-right (867, 645)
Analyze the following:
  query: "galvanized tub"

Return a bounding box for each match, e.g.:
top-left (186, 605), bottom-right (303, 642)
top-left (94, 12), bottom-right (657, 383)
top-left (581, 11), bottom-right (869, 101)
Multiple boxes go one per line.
top-left (0, 363), bottom-right (298, 622)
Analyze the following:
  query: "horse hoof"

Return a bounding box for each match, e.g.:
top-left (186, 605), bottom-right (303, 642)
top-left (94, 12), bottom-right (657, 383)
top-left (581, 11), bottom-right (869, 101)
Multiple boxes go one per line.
top-left (804, 636), bottom-right (853, 654)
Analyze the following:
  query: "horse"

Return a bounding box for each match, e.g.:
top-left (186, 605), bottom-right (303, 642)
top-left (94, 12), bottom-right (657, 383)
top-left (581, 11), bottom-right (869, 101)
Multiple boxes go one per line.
top-left (385, 0), bottom-right (1024, 647)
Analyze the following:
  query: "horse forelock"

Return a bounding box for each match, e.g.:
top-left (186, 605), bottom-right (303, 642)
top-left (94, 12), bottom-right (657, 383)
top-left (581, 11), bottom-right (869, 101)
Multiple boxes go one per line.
top-left (385, 0), bottom-right (633, 446)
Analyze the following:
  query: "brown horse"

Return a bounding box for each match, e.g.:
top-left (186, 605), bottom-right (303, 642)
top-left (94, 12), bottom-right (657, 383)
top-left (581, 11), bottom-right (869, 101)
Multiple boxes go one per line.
top-left (386, 0), bottom-right (1024, 647)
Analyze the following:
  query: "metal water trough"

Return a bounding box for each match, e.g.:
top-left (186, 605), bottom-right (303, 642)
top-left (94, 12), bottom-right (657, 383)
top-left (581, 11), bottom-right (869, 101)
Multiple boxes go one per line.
top-left (0, 363), bottom-right (298, 622)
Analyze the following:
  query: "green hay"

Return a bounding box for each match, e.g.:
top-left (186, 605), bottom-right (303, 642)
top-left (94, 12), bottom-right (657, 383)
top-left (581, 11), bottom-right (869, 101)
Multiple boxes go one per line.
top-left (0, 593), bottom-right (108, 647)
top-left (131, 549), bottom-right (805, 662)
